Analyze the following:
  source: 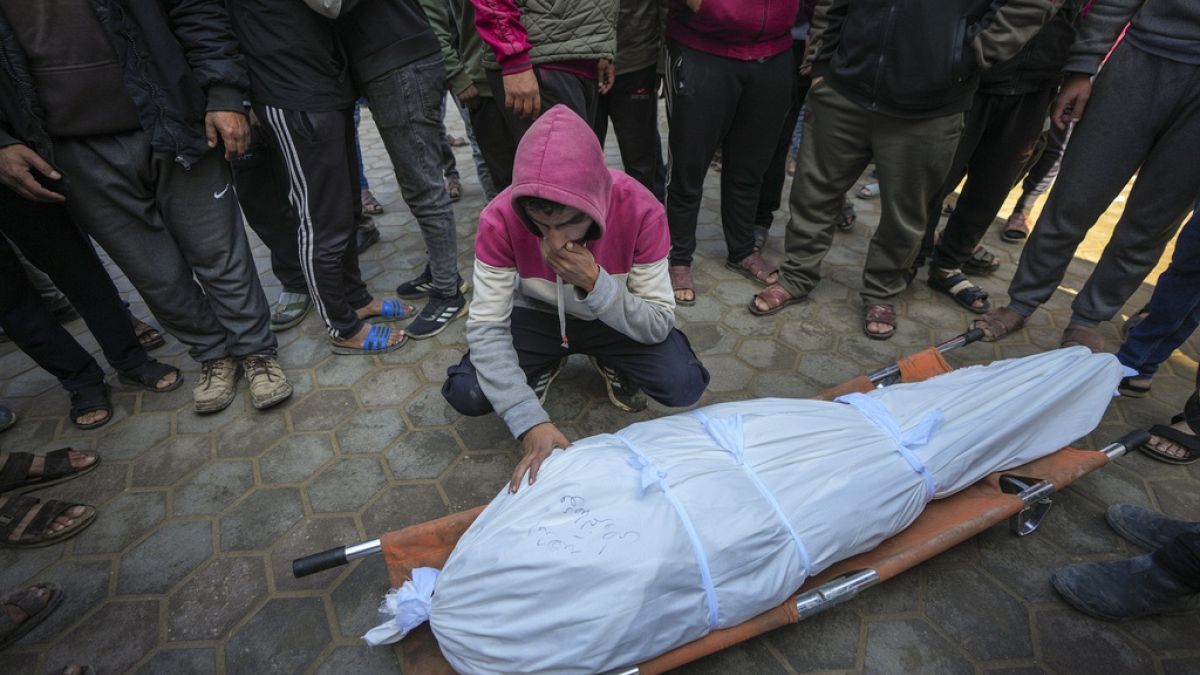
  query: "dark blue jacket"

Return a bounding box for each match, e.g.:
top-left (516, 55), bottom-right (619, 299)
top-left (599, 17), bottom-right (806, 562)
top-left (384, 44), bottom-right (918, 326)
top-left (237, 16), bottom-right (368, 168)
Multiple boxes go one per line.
top-left (0, 0), bottom-right (248, 169)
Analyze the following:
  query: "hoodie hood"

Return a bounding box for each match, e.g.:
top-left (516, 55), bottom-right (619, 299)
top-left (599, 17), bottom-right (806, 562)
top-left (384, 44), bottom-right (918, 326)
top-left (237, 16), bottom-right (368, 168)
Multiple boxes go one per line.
top-left (509, 105), bottom-right (612, 239)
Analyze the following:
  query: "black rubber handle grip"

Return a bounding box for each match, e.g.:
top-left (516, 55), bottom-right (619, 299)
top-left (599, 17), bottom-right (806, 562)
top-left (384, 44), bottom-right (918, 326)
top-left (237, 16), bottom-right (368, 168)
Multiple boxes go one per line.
top-left (293, 547), bottom-right (348, 578)
top-left (961, 327), bottom-right (985, 345)
top-left (1116, 429), bottom-right (1151, 451)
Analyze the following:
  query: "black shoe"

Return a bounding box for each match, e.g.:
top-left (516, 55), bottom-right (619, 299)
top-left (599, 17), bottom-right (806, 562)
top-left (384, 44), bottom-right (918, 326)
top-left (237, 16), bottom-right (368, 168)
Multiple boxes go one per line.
top-left (396, 265), bottom-right (471, 300)
top-left (357, 225), bottom-right (381, 253)
top-left (406, 292), bottom-right (468, 339)
top-left (1052, 554), bottom-right (1200, 621)
top-left (588, 356), bottom-right (647, 412)
top-left (0, 405), bottom-right (14, 433)
top-left (531, 358), bottom-right (566, 405)
top-left (751, 226), bottom-right (768, 251)
top-left (1106, 504), bottom-right (1200, 550)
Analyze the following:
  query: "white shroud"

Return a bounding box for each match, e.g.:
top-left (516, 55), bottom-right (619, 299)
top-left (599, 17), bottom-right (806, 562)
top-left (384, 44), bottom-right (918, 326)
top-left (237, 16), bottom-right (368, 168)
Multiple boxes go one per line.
top-left (371, 348), bottom-right (1120, 674)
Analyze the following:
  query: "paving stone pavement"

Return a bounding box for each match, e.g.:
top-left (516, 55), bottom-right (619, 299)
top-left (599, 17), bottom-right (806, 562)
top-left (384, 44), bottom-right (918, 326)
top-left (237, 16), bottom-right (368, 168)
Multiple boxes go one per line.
top-left (2, 104), bottom-right (1198, 675)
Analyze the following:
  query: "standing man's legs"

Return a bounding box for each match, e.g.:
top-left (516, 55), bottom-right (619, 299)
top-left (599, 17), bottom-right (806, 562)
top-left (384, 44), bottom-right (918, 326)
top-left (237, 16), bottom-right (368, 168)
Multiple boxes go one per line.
top-left (468, 96), bottom-right (518, 191)
top-left (486, 66), bottom-right (598, 144)
top-left (365, 54), bottom-right (467, 339)
top-left (600, 65), bottom-right (663, 199)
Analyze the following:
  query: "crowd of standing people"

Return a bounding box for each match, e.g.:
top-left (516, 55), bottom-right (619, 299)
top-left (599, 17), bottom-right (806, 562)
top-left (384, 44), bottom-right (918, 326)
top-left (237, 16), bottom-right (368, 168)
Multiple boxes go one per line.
top-left (0, 0), bottom-right (1198, 650)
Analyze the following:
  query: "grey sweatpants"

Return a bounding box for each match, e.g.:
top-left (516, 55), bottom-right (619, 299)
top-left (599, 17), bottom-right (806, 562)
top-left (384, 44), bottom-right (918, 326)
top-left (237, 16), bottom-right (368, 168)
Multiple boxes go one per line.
top-left (1008, 42), bottom-right (1200, 323)
top-left (54, 130), bottom-right (276, 362)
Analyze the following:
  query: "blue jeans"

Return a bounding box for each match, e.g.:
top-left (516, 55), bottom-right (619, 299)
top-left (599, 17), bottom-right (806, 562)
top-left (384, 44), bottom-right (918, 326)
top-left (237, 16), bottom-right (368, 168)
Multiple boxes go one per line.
top-left (1117, 195), bottom-right (1200, 378)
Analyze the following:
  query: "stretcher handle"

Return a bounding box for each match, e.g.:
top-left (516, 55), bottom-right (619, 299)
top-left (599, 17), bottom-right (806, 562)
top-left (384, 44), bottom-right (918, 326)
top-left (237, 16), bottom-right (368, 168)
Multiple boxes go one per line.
top-left (867, 328), bottom-right (984, 384)
top-left (293, 539), bottom-right (382, 578)
top-left (1105, 429), bottom-right (1151, 459)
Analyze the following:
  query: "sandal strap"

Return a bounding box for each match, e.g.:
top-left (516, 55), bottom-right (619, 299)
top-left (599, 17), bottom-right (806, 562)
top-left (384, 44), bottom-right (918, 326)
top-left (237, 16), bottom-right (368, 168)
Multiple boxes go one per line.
top-left (120, 360), bottom-right (179, 388)
top-left (931, 271), bottom-right (989, 302)
top-left (1183, 391), bottom-right (1200, 435)
top-left (0, 494), bottom-right (38, 534)
top-left (363, 325), bottom-right (392, 352)
top-left (668, 265), bottom-right (694, 291)
top-left (380, 300), bottom-right (410, 320)
top-left (736, 253), bottom-right (778, 283)
top-left (69, 382), bottom-right (111, 416)
top-left (1, 584), bottom-right (53, 617)
top-left (865, 304), bottom-right (897, 325)
top-left (0, 452), bottom-right (34, 491)
top-left (41, 448), bottom-right (81, 482)
top-left (755, 284), bottom-right (794, 309)
top-left (1147, 425), bottom-right (1200, 460)
top-left (23, 499), bottom-right (71, 542)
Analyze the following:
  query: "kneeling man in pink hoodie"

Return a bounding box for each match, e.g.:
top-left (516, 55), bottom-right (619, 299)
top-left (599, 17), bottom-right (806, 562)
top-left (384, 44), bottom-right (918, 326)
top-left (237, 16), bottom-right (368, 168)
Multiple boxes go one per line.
top-left (442, 105), bottom-right (710, 493)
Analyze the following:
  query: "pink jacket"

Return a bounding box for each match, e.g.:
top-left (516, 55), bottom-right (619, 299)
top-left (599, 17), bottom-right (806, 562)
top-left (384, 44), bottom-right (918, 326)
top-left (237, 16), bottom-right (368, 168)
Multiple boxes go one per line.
top-left (666, 0), bottom-right (800, 60)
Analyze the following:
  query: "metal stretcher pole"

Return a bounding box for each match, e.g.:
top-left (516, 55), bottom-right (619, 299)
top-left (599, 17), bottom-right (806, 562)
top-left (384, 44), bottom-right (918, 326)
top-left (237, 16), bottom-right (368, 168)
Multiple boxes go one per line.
top-left (293, 539), bottom-right (382, 578)
top-left (866, 328), bottom-right (984, 385)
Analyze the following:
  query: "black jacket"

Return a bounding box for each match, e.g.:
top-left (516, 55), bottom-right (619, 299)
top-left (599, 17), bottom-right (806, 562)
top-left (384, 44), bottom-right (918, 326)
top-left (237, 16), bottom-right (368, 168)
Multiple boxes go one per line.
top-left (808, 0), bottom-right (1060, 118)
top-left (309, 0), bottom-right (441, 86)
top-left (979, 0), bottom-right (1082, 96)
top-left (0, 0), bottom-right (247, 169)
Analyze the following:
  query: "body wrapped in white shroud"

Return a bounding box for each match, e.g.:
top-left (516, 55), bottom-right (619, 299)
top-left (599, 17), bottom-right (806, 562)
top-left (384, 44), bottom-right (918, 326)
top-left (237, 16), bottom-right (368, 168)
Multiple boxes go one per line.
top-left (386, 348), bottom-right (1120, 673)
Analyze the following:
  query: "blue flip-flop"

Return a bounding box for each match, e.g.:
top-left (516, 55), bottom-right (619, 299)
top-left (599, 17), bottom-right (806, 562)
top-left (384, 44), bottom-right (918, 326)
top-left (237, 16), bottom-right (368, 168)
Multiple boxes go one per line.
top-left (331, 324), bottom-right (407, 355)
top-left (375, 299), bottom-right (415, 323)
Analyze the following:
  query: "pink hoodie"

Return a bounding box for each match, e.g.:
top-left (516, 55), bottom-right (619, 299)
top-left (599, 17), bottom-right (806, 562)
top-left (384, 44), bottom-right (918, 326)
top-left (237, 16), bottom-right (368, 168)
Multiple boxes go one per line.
top-left (467, 105), bottom-right (675, 437)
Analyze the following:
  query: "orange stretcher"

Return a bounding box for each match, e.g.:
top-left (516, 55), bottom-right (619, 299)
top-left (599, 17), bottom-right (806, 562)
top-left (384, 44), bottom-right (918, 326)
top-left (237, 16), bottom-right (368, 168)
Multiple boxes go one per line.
top-left (292, 330), bottom-right (1146, 674)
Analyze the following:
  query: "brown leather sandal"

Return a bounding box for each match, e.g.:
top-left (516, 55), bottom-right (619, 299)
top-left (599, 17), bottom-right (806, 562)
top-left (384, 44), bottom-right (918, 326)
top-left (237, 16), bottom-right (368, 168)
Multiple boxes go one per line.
top-left (749, 283), bottom-right (805, 316)
top-left (1061, 323), bottom-right (1104, 353)
top-left (972, 306), bottom-right (1027, 342)
top-left (726, 252), bottom-right (778, 286)
top-left (864, 303), bottom-right (897, 340)
top-left (668, 265), bottom-right (696, 306)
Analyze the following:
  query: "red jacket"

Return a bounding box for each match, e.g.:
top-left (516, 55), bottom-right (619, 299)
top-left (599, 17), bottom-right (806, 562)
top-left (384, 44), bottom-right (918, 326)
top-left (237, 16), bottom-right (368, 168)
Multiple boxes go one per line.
top-left (666, 0), bottom-right (800, 60)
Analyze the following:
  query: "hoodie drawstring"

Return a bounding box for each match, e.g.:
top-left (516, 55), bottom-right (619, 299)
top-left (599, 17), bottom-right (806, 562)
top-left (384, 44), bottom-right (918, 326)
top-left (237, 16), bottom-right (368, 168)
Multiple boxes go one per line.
top-left (556, 275), bottom-right (569, 350)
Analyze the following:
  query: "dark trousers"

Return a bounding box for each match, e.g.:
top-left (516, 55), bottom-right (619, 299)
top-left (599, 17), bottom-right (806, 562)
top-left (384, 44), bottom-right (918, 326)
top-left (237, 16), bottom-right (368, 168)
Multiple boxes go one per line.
top-left (1013, 114), bottom-right (1070, 216)
top-left (468, 96), bottom-right (519, 191)
top-left (665, 41), bottom-right (794, 266)
top-left (756, 39), bottom-right (810, 230)
top-left (258, 105), bottom-right (370, 340)
top-left (1008, 43), bottom-right (1200, 323)
top-left (0, 195), bottom-right (148, 392)
top-left (1156, 533), bottom-right (1200, 592)
top-left (442, 307), bottom-right (710, 416)
top-left (594, 65), bottom-right (665, 200)
top-left (484, 65), bottom-right (599, 185)
top-left (232, 126), bottom-right (308, 295)
top-left (1116, 198), bottom-right (1200, 377)
top-left (924, 86), bottom-right (1056, 270)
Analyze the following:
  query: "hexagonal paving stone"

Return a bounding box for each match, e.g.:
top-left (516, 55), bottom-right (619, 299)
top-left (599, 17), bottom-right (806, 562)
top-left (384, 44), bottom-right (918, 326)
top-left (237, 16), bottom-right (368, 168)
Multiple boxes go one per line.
top-left (685, 322), bottom-right (739, 355)
top-left (216, 411), bottom-right (290, 458)
top-left (1036, 609), bottom-right (1155, 674)
top-left (923, 567), bottom-right (1033, 661)
top-left (308, 458), bottom-right (388, 513)
top-left (0, 651), bottom-right (39, 675)
top-left (175, 396), bottom-right (248, 434)
top-left (1150, 478), bottom-right (1200, 521)
top-left (118, 519), bottom-right (213, 594)
top-left (440, 453), bottom-right (515, 511)
top-left (23, 559), bottom-right (112, 644)
top-left (270, 516), bottom-right (361, 592)
top-left (46, 458), bottom-right (131, 509)
top-left (336, 408), bottom-right (407, 454)
top-left (419, 348), bottom-right (465, 383)
top-left (454, 413), bottom-right (515, 452)
top-left (0, 545), bottom-right (62, 590)
top-left (73, 490), bottom-right (166, 554)
top-left (700, 355), bottom-right (754, 394)
top-left (1036, 491), bottom-right (1125, 556)
top-left (735, 338), bottom-right (798, 371)
top-left (45, 600), bottom-right (160, 674)
top-left (96, 413), bottom-right (172, 460)
top-left (851, 568), bottom-right (921, 616)
top-left (314, 645), bottom-right (401, 675)
top-left (405, 385), bottom-right (460, 428)
top-left (220, 488), bottom-right (306, 552)
top-left (360, 484), bottom-right (449, 535)
top-left (1164, 657), bottom-right (1200, 674)
top-left (977, 523), bottom-right (1074, 605)
top-left (289, 389), bottom-right (358, 432)
top-left (135, 648), bottom-right (217, 675)
top-left (167, 556), bottom-right (268, 641)
top-left (750, 371), bottom-right (817, 399)
top-left (173, 461), bottom-right (256, 516)
top-left (331, 555), bottom-right (391, 638)
top-left (386, 430), bottom-right (461, 480)
top-left (721, 307), bottom-right (781, 338)
top-left (675, 638), bottom-right (790, 675)
top-left (260, 433), bottom-right (335, 484)
top-left (861, 618), bottom-right (974, 674)
top-left (315, 355), bottom-right (376, 388)
top-left (353, 366), bottom-right (421, 407)
top-left (131, 434), bottom-right (211, 487)
top-left (796, 352), bottom-right (862, 389)
top-left (226, 597), bottom-right (331, 675)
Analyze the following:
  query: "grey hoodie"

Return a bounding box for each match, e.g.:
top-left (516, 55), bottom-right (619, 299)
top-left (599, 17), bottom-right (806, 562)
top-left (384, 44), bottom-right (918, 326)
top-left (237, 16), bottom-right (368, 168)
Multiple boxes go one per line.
top-left (1066, 0), bottom-right (1200, 74)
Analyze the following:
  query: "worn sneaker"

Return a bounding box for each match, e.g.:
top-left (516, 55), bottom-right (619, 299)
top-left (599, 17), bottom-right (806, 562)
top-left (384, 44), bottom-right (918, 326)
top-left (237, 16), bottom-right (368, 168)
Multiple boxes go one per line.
top-left (193, 356), bottom-right (239, 414)
top-left (356, 222), bottom-right (381, 253)
top-left (406, 292), bottom-right (468, 339)
top-left (271, 292), bottom-right (311, 332)
top-left (1106, 504), bottom-right (1200, 551)
top-left (242, 354), bottom-right (293, 410)
top-left (532, 358), bottom-right (567, 405)
top-left (1052, 554), bottom-right (1200, 621)
top-left (395, 265), bottom-right (471, 300)
top-left (588, 356), bottom-right (647, 412)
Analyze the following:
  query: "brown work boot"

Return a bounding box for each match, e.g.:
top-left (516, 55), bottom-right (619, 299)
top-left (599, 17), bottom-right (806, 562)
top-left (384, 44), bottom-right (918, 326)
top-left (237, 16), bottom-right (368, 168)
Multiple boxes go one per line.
top-left (241, 354), bottom-right (293, 410)
top-left (193, 357), bottom-right (239, 414)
